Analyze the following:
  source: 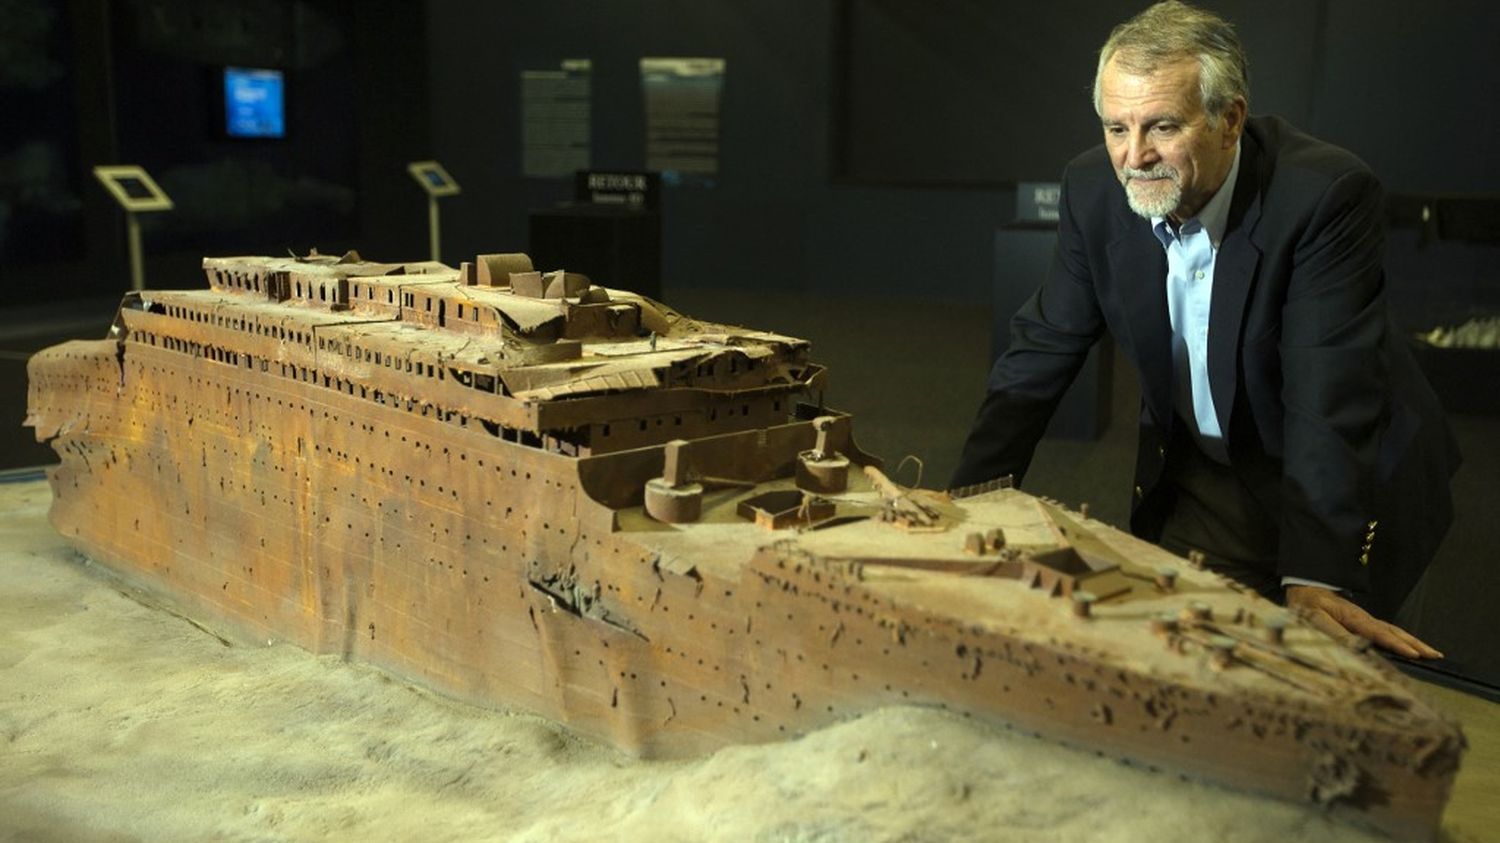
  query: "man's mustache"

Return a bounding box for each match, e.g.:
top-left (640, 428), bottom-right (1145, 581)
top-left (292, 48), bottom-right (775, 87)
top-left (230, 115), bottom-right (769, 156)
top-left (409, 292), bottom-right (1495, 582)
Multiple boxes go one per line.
top-left (1123, 165), bottom-right (1178, 182)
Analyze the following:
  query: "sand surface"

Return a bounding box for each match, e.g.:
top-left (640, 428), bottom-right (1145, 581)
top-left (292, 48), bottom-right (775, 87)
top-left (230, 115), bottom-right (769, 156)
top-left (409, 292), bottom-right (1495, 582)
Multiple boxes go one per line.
top-left (0, 477), bottom-right (1431, 842)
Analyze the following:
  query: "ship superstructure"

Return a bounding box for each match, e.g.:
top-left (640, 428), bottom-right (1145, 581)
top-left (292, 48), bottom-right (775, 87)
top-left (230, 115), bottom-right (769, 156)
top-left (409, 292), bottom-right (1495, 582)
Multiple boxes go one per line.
top-left (27, 251), bottom-right (1465, 840)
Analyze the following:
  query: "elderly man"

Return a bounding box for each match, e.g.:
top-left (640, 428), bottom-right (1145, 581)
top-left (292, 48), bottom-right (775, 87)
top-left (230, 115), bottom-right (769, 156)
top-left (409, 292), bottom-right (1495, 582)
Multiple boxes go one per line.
top-left (952, 1), bottom-right (1460, 658)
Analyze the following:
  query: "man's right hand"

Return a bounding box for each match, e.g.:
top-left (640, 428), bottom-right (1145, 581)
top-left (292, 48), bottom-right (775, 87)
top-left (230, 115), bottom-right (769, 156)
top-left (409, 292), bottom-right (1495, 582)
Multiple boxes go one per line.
top-left (1285, 585), bottom-right (1442, 659)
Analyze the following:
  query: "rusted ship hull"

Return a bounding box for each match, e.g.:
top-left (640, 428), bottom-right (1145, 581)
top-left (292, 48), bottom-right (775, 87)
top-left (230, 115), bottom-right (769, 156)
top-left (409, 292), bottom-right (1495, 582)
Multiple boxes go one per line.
top-left (26, 255), bottom-right (1465, 840)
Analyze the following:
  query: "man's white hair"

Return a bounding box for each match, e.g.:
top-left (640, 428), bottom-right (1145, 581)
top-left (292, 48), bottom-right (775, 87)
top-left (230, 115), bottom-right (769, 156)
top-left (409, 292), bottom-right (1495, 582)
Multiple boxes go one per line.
top-left (1093, 1), bottom-right (1250, 123)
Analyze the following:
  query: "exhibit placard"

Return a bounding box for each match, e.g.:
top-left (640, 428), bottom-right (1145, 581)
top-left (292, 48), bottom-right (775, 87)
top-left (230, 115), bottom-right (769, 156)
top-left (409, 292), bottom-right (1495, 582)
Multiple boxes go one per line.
top-left (641, 57), bottom-right (724, 187)
top-left (522, 59), bottom-right (592, 179)
top-left (574, 170), bottom-right (660, 210)
top-left (408, 160), bottom-right (460, 197)
top-left (93, 165), bottom-right (173, 213)
top-left (1016, 182), bottom-right (1061, 223)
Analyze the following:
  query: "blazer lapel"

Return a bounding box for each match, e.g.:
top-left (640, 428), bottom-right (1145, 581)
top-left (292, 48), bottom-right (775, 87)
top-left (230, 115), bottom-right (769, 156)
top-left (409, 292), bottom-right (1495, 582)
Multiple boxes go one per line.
top-left (1207, 136), bottom-right (1266, 441)
top-left (1108, 217), bottom-right (1173, 428)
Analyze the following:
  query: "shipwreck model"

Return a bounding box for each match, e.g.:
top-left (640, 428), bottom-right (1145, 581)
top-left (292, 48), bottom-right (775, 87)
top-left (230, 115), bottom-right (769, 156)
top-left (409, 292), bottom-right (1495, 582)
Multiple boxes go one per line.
top-left (28, 251), bottom-right (1464, 839)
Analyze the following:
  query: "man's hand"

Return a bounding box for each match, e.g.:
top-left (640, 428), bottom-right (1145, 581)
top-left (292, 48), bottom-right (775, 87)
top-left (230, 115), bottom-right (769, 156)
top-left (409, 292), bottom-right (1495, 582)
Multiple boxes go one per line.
top-left (1284, 585), bottom-right (1442, 659)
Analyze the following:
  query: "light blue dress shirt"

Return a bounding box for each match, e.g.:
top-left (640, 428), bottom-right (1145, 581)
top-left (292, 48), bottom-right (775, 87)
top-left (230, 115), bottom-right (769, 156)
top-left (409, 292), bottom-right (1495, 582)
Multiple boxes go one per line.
top-left (1150, 144), bottom-right (1241, 465)
top-left (1147, 147), bottom-right (1334, 593)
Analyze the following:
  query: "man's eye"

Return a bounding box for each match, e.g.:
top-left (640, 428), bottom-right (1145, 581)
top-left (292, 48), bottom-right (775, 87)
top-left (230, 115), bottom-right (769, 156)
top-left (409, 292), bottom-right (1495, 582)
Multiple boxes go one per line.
top-left (1152, 124), bottom-right (1178, 134)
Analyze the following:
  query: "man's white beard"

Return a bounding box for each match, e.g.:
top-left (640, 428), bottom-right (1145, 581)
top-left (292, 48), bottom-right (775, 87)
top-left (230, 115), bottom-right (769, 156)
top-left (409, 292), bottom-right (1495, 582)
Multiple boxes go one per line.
top-left (1122, 165), bottom-right (1182, 219)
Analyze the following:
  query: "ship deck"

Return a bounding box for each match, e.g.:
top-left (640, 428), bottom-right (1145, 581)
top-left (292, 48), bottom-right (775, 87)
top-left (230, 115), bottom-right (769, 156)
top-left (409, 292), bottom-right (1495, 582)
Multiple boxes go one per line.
top-left (617, 480), bottom-right (1415, 712)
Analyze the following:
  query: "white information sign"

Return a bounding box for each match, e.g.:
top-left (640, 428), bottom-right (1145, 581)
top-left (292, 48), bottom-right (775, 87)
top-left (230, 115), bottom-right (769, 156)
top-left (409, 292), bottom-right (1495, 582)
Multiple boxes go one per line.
top-left (641, 57), bottom-right (725, 186)
top-left (522, 59), bottom-right (592, 178)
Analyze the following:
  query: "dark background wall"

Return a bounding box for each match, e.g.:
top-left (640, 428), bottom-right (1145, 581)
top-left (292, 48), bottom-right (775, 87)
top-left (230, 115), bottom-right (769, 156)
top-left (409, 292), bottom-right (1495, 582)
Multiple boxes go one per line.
top-left (426, 0), bottom-right (1500, 311)
top-left (4, 0), bottom-right (1496, 306)
top-left (0, 0), bottom-right (430, 302)
top-left (429, 0), bottom-right (1011, 305)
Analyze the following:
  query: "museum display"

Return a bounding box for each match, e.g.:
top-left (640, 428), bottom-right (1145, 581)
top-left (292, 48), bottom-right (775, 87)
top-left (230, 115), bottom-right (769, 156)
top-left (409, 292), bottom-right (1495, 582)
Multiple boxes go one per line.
top-left (26, 251), bottom-right (1465, 840)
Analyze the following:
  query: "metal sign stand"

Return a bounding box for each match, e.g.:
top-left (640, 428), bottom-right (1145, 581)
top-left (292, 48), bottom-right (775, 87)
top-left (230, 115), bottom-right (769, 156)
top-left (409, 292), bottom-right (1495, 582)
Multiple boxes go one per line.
top-left (93, 165), bottom-right (174, 291)
top-left (407, 161), bottom-right (461, 263)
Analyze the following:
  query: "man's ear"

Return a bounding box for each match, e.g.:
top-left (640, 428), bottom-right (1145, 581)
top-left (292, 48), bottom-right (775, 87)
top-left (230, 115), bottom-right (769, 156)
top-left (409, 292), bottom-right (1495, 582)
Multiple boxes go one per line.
top-left (1221, 97), bottom-right (1248, 147)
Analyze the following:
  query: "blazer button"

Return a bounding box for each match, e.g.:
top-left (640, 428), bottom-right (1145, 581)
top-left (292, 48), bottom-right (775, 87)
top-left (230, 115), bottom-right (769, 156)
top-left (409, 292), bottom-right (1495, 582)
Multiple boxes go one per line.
top-left (1134, 485), bottom-right (1144, 499)
top-left (1157, 444), bottom-right (1166, 458)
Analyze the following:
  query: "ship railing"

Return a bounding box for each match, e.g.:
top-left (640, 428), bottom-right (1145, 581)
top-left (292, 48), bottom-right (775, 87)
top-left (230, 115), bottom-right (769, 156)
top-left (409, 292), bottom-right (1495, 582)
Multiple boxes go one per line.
top-left (949, 476), bottom-right (1016, 500)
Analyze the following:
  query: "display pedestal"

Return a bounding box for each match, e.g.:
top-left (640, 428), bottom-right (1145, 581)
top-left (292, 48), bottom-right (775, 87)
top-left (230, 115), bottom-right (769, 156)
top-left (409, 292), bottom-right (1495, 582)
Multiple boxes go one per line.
top-left (992, 225), bottom-right (1113, 440)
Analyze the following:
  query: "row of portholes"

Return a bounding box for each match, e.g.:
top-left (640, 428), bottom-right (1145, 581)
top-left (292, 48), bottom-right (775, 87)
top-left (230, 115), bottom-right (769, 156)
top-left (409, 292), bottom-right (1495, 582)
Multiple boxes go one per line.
top-left (349, 282), bottom-right (398, 305)
top-left (207, 268), bottom-right (265, 294)
top-left (149, 295), bottom-right (491, 405)
top-left (316, 333), bottom-right (445, 382)
top-left (137, 347), bottom-right (503, 448)
top-left (596, 397), bottom-right (786, 440)
top-left (132, 328), bottom-right (580, 458)
top-left (291, 279), bottom-right (340, 304)
top-left (130, 352), bottom-right (580, 519)
top-left (156, 304), bottom-right (312, 345)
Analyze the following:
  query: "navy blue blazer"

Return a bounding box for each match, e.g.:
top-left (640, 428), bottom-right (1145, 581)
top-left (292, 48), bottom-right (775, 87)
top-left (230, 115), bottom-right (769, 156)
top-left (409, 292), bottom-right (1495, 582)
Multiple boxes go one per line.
top-left (953, 115), bottom-right (1460, 617)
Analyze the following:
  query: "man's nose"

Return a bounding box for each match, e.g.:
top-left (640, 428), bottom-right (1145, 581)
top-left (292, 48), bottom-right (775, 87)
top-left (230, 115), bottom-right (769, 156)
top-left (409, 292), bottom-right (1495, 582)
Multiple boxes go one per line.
top-left (1125, 134), bottom-right (1157, 170)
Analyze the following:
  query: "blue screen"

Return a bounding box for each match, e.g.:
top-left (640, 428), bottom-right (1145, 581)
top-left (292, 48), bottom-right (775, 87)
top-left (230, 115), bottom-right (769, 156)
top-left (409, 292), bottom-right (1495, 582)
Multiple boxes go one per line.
top-left (224, 67), bottom-right (285, 138)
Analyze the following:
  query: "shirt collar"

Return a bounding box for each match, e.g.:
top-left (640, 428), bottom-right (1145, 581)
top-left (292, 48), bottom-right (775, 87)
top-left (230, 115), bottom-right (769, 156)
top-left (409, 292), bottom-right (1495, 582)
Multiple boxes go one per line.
top-left (1151, 142), bottom-right (1242, 249)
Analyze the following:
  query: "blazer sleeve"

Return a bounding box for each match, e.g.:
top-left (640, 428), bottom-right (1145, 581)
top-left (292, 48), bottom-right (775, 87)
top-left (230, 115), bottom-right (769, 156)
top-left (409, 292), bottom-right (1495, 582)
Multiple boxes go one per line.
top-left (1274, 168), bottom-right (1391, 591)
top-left (951, 168), bottom-right (1107, 489)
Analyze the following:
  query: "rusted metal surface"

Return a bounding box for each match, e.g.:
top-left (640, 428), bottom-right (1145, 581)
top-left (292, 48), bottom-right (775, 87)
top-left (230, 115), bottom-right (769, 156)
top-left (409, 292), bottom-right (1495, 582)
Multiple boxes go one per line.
top-left (26, 251), bottom-right (1465, 840)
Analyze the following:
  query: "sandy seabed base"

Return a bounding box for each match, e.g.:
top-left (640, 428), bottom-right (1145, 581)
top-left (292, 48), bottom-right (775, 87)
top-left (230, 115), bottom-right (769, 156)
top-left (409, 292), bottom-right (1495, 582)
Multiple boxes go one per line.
top-left (0, 477), bottom-right (1412, 843)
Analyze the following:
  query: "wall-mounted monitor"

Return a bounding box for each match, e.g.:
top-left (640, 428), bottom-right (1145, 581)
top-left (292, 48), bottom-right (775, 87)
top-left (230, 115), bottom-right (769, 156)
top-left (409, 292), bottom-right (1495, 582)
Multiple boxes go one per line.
top-left (224, 67), bottom-right (286, 139)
